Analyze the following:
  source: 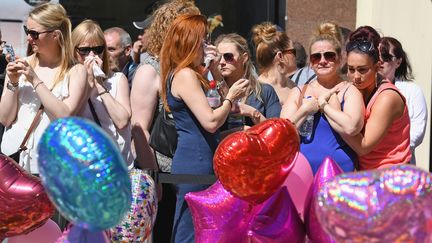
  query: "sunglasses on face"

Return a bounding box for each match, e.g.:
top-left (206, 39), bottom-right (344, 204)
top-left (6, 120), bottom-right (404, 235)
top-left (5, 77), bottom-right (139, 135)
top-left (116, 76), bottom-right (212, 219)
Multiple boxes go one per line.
top-left (23, 26), bottom-right (54, 40)
top-left (221, 52), bottom-right (235, 62)
top-left (76, 46), bottom-right (105, 56)
top-left (309, 51), bottom-right (337, 64)
top-left (380, 53), bottom-right (396, 62)
top-left (283, 48), bottom-right (296, 56)
top-left (346, 40), bottom-right (375, 53)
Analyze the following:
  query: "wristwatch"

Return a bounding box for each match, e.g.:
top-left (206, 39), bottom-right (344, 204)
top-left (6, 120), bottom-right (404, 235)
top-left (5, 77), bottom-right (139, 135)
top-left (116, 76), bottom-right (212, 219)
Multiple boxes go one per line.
top-left (6, 81), bottom-right (19, 92)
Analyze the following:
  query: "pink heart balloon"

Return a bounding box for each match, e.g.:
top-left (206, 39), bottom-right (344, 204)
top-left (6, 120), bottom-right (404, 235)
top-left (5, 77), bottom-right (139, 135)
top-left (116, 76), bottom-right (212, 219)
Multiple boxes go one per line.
top-left (283, 152), bottom-right (313, 219)
top-left (304, 157), bottom-right (342, 243)
top-left (0, 155), bottom-right (55, 240)
top-left (315, 164), bottom-right (432, 242)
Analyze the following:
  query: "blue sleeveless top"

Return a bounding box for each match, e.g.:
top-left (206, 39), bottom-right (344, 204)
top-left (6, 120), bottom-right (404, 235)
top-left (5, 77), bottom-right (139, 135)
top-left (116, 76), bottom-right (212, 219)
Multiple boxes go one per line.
top-left (300, 87), bottom-right (357, 174)
top-left (166, 75), bottom-right (218, 175)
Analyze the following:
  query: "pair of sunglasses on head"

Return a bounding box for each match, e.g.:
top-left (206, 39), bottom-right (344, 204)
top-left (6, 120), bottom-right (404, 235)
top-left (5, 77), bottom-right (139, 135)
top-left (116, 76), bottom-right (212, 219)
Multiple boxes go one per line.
top-left (347, 40), bottom-right (396, 62)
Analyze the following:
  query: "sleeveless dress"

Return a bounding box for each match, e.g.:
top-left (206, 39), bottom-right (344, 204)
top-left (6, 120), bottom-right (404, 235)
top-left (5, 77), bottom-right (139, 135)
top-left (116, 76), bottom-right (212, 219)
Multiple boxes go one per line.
top-left (167, 75), bottom-right (218, 243)
top-left (359, 81), bottom-right (411, 170)
top-left (299, 86), bottom-right (357, 174)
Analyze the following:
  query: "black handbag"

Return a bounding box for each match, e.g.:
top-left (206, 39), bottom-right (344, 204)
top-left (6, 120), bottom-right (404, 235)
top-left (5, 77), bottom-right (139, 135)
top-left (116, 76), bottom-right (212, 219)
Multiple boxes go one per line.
top-left (149, 107), bottom-right (178, 158)
top-left (149, 73), bottom-right (178, 158)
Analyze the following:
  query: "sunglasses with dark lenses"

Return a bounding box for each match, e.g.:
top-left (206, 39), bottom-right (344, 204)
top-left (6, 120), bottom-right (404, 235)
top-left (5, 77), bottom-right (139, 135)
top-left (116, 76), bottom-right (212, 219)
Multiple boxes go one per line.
top-left (380, 53), bottom-right (396, 62)
top-left (221, 52), bottom-right (235, 62)
top-left (23, 26), bottom-right (54, 40)
top-left (76, 46), bottom-right (105, 56)
top-left (346, 40), bottom-right (375, 53)
top-left (309, 51), bottom-right (337, 64)
top-left (283, 48), bottom-right (296, 56)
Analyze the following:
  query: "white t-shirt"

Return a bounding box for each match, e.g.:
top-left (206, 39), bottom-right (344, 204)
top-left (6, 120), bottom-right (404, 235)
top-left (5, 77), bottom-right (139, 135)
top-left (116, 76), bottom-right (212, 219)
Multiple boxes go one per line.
top-left (1, 74), bottom-right (70, 174)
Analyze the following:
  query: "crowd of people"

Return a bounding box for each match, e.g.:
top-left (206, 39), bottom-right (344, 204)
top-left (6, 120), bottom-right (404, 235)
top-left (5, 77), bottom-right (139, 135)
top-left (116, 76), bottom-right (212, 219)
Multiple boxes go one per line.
top-left (0, 0), bottom-right (428, 242)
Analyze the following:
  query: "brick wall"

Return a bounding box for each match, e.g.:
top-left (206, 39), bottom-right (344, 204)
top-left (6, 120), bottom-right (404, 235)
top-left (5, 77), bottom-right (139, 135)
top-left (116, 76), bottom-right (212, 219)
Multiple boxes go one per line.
top-left (286, 0), bottom-right (356, 55)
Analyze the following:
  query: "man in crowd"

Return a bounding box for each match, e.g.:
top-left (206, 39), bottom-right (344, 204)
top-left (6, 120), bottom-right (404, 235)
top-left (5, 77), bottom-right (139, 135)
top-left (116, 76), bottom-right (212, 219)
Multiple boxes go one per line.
top-left (104, 27), bottom-right (138, 88)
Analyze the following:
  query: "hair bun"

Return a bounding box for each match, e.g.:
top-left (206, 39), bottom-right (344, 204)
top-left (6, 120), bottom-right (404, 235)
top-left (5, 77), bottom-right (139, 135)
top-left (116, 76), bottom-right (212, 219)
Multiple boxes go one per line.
top-left (314, 22), bottom-right (343, 44)
top-left (252, 22), bottom-right (277, 47)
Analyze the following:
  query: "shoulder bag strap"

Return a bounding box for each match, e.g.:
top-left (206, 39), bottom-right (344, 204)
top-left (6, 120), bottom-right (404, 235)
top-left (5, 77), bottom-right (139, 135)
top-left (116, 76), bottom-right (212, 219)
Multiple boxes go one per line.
top-left (18, 105), bottom-right (44, 152)
top-left (88, 99), bottom-right (102, 126)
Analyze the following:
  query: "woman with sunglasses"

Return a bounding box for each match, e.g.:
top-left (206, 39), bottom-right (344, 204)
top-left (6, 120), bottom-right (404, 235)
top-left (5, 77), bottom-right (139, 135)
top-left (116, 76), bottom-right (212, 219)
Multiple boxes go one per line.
top-left (0, 3), bottom-right (88, 174)
top-left (342, 26), bottom-right (411, 170)
top-left (280, 23), bottom-right (364, 174)
top-left (72, 20), bottom-right (133, 167)
top-left (251, 22), bottom-right (297, 108)
top-left (160, 15), bottom-right (248, 242)
top-left (378, 37), bottom-right (427, 165)
top-left (215, 33), bottom-right (281, 132)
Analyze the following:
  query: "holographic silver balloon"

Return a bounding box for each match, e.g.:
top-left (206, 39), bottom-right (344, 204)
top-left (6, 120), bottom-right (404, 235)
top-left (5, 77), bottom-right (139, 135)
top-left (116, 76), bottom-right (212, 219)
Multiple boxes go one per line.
top-left (315, 165), bottom-right (432, 242)
top-left (38, 117), bottom-right (131, 231)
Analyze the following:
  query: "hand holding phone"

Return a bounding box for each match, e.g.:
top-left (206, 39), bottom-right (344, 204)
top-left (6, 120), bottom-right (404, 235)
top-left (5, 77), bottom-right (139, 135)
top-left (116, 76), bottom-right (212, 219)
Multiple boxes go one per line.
top-left (4, 44), bottom-right (15, 62)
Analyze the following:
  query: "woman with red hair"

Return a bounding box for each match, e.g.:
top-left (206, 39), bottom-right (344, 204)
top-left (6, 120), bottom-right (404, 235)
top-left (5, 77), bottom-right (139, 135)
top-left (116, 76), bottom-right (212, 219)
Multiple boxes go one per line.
top-left (160, 14), bottom-right (248, 242)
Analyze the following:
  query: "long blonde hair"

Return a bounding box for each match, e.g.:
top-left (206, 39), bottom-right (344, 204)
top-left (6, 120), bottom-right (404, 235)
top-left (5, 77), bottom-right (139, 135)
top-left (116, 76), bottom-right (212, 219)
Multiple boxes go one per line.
top-left (28, 3), bottom-right (74, 87)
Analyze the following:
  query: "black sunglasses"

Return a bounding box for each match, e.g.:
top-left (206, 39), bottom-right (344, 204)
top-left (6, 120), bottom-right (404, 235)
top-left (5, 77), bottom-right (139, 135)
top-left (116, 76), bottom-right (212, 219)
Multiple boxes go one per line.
top-left (310, 51), bottom-right (337, 64)
top-left (76, 46), bottom-right (105, 56)
top-left (221, 52), bottom-right (235, 62)
top-left (283, 48), bottom-right (296, 56)
top-left (23, 26), bottom-right (54, 40)
top-left (380, 53), bottom-right (396, 62)
top-left (346, 40), bottom-right (375, 53)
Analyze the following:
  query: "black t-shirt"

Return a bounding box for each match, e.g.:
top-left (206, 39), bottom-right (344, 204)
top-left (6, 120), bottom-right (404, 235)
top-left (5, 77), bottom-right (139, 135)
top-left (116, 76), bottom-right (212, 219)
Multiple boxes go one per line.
top-left (0, 54), bottom-right (7, 91)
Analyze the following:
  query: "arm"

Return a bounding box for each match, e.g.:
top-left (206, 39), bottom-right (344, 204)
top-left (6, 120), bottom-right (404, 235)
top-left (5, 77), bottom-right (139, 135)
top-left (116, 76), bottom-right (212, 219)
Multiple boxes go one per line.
top-left (0, 61), bottom-right (20, 126)
top-left (406, 84), bottom-right (427, 148)
top-left (130, 64), bottom-right (159, 170)
top-left (12, 59), bottom-right (88, 119)
top-left (280, 87), bottom-right (319, 129)
top-left (319, 84), bottom-right (365, 136)
top-left (172, 68), bottom-right (248, 133)
top-left (97, 73), bottom-right (131, 129)
top-left (341, 90), bottom-right (405, 156)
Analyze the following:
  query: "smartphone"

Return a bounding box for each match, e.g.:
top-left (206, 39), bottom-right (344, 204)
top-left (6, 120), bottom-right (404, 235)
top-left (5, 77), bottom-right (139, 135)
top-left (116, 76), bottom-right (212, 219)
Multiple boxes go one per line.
top-left (4, 44), bottom-right (15, 62)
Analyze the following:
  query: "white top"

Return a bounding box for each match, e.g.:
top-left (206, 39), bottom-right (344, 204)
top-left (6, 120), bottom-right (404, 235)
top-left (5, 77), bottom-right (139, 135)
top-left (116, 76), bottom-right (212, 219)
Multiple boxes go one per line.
top-left (80, 72), bottom-right (134, 167)
top-left (1, 74), bottom-right (70, 174)
top-left (395, 80), bottom-right (428, 149)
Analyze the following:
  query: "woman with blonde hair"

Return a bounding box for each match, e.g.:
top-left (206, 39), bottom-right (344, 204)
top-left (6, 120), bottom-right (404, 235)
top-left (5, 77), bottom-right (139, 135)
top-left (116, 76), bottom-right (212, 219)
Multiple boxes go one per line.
top-left (281, 22), bottom-right (364, 174)
top-left (72, 19), bottom-right (133, 167)
top-left (160, 14), bottom-right (248, 242)
top-left (0, 3), bottom-right (88, 174)
top-left (215, 33), bottom-right (281, 132)
top-left (252, 22), bottom-right (297, 107)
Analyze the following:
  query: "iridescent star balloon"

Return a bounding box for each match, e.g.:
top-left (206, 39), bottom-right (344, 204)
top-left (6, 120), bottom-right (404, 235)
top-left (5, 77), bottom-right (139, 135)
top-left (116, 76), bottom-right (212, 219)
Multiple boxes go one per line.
top-left (315, 164), bottom-right (432, 242)
top-left (186, 181), bottom-right (305, 243)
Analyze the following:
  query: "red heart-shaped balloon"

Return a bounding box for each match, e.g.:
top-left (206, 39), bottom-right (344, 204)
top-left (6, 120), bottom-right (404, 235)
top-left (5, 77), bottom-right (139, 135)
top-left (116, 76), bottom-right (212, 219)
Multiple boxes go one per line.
top-left (214, 118), bottom-right (300, 204)
top-left (0, 155), bottom-right (55, 240)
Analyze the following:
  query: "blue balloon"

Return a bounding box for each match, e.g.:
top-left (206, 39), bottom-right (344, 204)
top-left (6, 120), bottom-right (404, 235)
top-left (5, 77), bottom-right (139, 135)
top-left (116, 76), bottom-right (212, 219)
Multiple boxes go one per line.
top-left (37, 117), bottom-right (131, 231)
